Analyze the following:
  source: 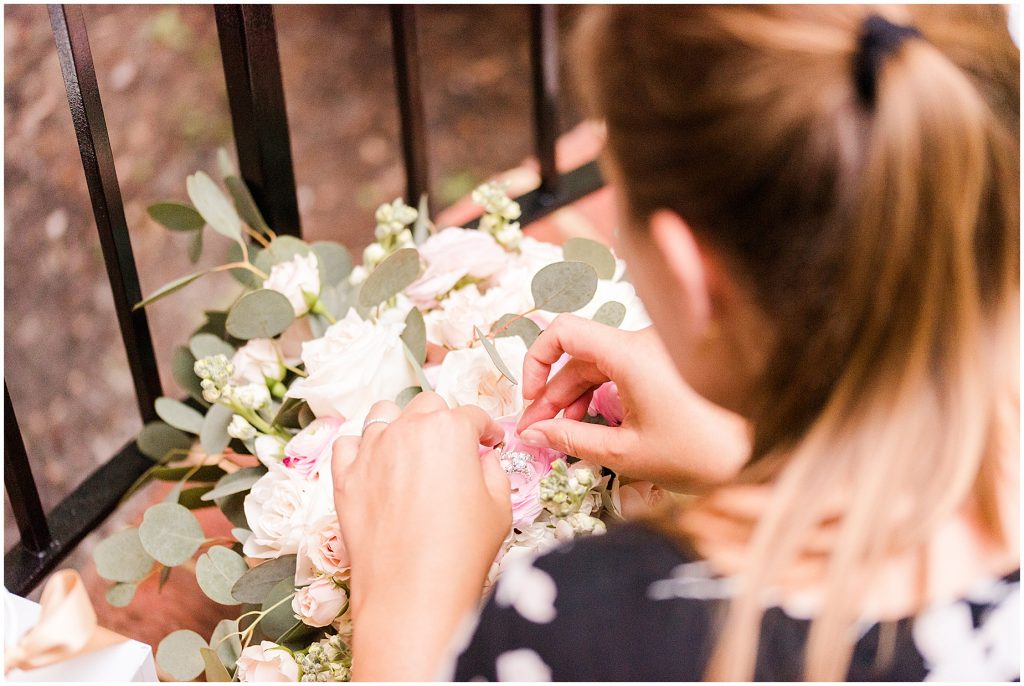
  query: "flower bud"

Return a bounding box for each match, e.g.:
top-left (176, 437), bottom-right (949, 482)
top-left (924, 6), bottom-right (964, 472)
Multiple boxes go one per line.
top-left (228, 414), bottom-right (258, 440)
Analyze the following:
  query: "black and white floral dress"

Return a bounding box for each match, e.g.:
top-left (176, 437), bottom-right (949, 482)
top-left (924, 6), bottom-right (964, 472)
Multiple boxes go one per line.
top-left (449, 523), bottom-right (1020, 681)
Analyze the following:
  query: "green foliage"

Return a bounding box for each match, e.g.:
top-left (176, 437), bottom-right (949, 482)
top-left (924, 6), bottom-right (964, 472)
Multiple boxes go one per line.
top-left (189, 332), bottom-right (235, 361)
top-left (215, 490), bottom-right (249, 529)
top-left (105, 583), bottom-right (137, 607)
top-left (137, 421), bottom-right (193, 462)
top-left (157, 630), bottom-right (208, 681)
top-left (258, 578), bottom-right (298, 642)
top-left (186, 171), bottom-right (242, 242)
top-left (311, 241), bottom-right (353, 286)
top-left (133, 270), bottom-right (208, 310)
top-left (94, 528), bottom-right (155, 583)
top-left (200, 403), bottom-right (234, 456)
top-left (210, 618), bottom-right (242, 671)
top-left (178, 485), bottom-right (216, 510)
top-left (187, 229), bottom-right (203, 264)
top-left (272, 397), bottom-right (308, 430)
top-left (593, 301), bottom-right (627, 328)
top-left (139, 503), bottom-right (205, 566)
top-left (201, 467), bottom-right (265, 502)
top-left (172, 346), bottom-right (207, 405)
top-left (403, 343), bottom-right (433, 392)
top-left (412, 193), bottom-right (432, 244)
top-left (154, 397), bottom-right (206, 435)
top-left (151, 465), bottom-right (227, 482)
top-left (531, 261), bottom-right (599, 313)
top-left (196, 546), bottom-right (248, 605)
top-left (227, 241), bottom-right (265, 289)
top-left (357, 248), bottom-right (422, 308)
top-left (492, 313), bottom-right (542, 348)
top-left (147, 202), bottom-right (205, 232)
top-left (401, 307), bottom-right (427, 365)
top-left (396, 386), bottom-right (422, 408)
top-left (200, 647), bottom-right (232, 683)
top-left (265, 235), bottom-right (312, 264)
top-left (225, 175), bottom-right (271, 234)
top-left (562, 237), bottom-right (617, 279)
top-left (475, 326), bottom-right (518, 385)
top-left (230, 554), bottom-right (297, 604)
top-left (225, 289), bottom-right (295, 340)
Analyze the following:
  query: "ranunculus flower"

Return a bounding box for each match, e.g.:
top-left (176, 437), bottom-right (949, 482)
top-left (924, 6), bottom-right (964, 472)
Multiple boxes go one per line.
top-left (434, 337), bottom-right (528, 418)
top-left (491, 417), bottom-right (561, 530)
top-left (404, 227), bottom-right (507, 308)
top-left (590, 382), bottom-right (626, 426)
top-left (236, 641), bottom-right (299, 682)
top-left (243, 464), bottom-right (320, 558)
top-left (263, 252), bottom-right (321, 315)
top-left (283, 417), bottom-right (345, 479)
top-left (292, 577), bottom-right (348, 628)
top-left (286, 308), bottom-right (418, 431)
top-left (295, 514), bottom-right (351, 585)
top-left (231, 339), bottom-right (287, 385)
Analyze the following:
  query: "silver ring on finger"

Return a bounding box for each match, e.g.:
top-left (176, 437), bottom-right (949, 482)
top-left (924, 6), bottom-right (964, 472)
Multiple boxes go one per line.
top-left (362, 417), bottom-right (392, 433)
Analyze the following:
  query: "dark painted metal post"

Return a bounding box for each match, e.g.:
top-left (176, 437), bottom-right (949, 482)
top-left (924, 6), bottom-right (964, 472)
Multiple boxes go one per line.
top-left (215, 4), bottom-right (301, 237)
top-left (390, 5), bottom-right (431, 208)
top-left (4, 383), bottom-right (51, 555)
top-left (530, 5), bottom-right (560, 200)
top-left (48, 4), bottom-right (161, 422)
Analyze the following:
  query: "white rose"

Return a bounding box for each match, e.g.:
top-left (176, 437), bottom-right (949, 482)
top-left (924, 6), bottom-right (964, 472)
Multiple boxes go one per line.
top-left (292, 577), bottom-right (348, 628)
top-left (232, 339), bottom-right (286, 385)
top-left (243, 464), bottom-right (319, 558)
top-left (513, 236), bottom-right (562, 274)
top-left (263, 252), bottom-right (321, 315)
top-left (295, 514), bottom-right (350, 585)
top-left (286, 308), bottom-right (418, 430)
top-left (434, 336), bottom-right (528, 418)
top-left (236, 641), bottom-right (299, 682)
top-left (404, 227), bottom-right (507, 308)
top-left (423, 284), bottom-right (530, 350)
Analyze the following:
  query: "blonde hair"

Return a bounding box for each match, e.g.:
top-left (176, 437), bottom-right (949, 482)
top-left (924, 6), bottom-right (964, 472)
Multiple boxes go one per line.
top-left (574, 5), bottom-right (1019, 680)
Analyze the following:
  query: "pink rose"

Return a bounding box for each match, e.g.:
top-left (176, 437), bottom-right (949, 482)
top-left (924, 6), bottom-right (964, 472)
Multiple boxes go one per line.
top-left (292, 577), bottom-right (348, 628)
top-left (283, 417), bottom-right (345, 478)
top-left (295, 515), bottom-right (351, 585)
top-left (405, 228), bottom-right (507, 308)
top-left (488, 417), bottom-right (562, 530)
top-left (236, 641), bottom-right (299, 682)
top-left (590, 382), bottom-right (625, 427)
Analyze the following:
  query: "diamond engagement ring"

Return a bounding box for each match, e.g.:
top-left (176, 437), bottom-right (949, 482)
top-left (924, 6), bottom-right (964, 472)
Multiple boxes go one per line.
top-left (500, 450), bottom-right (535, 478)
top-left (361, 417), bottom-right (392, 433)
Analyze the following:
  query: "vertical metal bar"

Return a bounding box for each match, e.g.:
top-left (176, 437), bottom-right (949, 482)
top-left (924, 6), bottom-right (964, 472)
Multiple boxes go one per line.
top-left (530, 5), bottom-right (560, 200)
top-left (5, 383), bottom-right (52, 554)
top-left (48, 4), bottom-right (161, 422)
top-left (390, 5), bottom-right (431, 208)
top-left (215, 5), bottom-right (301, 237)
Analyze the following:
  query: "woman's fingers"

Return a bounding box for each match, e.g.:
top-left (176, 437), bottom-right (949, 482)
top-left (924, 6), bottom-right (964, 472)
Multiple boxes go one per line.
top-left (451, 405), bottom-right (506, 447)
top-left (402, 390), bottom-right (449, 415)
top-left (519, 417), bottom-right (635, 470)
top-left (521, 314), bottom-right (628, 401)
top-left (360, 400), bottom-right (402, 449)
top-left (518, 357), bottom-right (608, 431)
top-left (479, 449), bottom-right (512, 515)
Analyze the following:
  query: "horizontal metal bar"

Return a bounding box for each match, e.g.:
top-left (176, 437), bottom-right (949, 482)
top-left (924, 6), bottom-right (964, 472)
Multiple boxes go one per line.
top-left (530, 5), bottom-right (560, 199)
top-left (4, 438), bottom-right (153, 596)
top-left (49, 4), bottom-right (161, 422)
top-left (465, 160), bottom-right (604, 231)
top-left (390, 4), bottom-right (431, 208)
top-left (4, 382), bottom-right (52, 554)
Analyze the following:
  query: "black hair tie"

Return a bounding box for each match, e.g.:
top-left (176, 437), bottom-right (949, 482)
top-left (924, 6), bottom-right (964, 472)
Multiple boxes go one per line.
top-left (853, 14), bottom-right (922, 106)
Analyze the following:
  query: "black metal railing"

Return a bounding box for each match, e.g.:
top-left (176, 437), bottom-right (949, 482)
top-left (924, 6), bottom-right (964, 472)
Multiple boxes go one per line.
top-left (4, 4), bottom-right (605, 595)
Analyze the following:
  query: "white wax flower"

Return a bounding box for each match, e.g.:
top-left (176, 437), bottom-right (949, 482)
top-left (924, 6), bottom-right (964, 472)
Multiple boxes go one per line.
top-left (263, 252), bottom-right (321, 315)
top-left (231, 339), bottom-right (286, 385)
top-left (292, 577), bottom-right (347, 628)
top-left (236, 641), bottom-right (299, 682)
top-left (434, 336), bottom-right (528, 418)
top-left (243, 464), bottom-right (320, 558)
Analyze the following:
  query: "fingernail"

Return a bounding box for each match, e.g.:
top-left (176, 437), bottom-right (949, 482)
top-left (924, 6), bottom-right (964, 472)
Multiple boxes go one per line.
top-left (519, 429), bottom-right (549, 448)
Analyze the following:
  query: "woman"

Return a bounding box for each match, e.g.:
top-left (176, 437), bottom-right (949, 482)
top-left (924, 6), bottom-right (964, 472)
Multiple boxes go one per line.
top-left (333, 5), bottom-right (1019, 681)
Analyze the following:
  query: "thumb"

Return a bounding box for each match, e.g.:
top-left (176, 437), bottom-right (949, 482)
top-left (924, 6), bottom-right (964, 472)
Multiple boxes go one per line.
top-left (480, 449), bottom-right (512, 511)
top-left (520, 418), bottom-right (633, 470)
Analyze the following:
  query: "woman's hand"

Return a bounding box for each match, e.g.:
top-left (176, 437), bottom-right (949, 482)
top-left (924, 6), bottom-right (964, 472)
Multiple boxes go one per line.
top-left (332, 392), bottom-right (511, 681)
top-left (517, 314), bottom-right (750, 492)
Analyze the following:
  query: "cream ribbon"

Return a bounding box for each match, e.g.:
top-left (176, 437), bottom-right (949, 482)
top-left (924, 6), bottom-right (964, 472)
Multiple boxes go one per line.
top-left (4, 569), bottom-right (125, 674)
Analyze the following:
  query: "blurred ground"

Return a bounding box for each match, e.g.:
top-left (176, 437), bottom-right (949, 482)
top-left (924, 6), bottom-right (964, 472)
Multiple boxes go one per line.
top-left (4, 4), bottom-right (616, 654)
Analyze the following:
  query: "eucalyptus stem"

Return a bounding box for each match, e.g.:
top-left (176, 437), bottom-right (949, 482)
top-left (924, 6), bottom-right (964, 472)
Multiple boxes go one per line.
top-left (238, 591), bottom-right (296, 653)
top-left (242, 225), bottom-right (271, 249)
top-left (213, 261), bottom-right (268, 281)
top-left (283, 363), bottom-right (308, 378)
top-left (490, 307), bottom-right (538, 338)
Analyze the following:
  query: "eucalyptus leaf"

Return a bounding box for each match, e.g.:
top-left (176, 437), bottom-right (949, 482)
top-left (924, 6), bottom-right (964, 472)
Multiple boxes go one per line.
top-left (396, 386), bottom-right (422, 408)
top-left (179, 485), bottom-right (215, 510)
top-left (257, 578), bottom-right (297, 642)
top-left (200, 403), bottom-right (234, 456)
top-left (265, 235), bottom-right (311, 264)
top-left (159, 566), bottom-right (172, 590)
top-left (230, 554), bottom-right (298, 603)
top-left (226, 289), bottom-right (295, 340)
top-left (189, 332), bottom-right (235, 361)
top-left (227, 241), bottom-right (265, 289)
top-left (272, 397), bottom-right (307, 430)
top-left (187, 229), bottom-right (203, 264)
top-left (148, 202), bottom-right (205, 232)
top-left (133, 270), bottom-right (208, 310)
top-left (200, 647), bottom-right (232, 683)
top-left (231, 528), bottom-right (251, 544)
top-left (298, 403), bottom-right (315, 429)
top-left (492, 313), bottom-right (542, 348)
top-left (311, 242), bottom-right (353, 286)
top-left (151, 465), bottom-right (227, 482)
top-left (357, 248), bottom-right (422, 308)
top-left (562, 237), bottom-right (617, 279)
top-left (154, 397), bottom-right (206, 435)
top-left (275, 620), bottom-right (318, 649)
top-left (172, 346), bottom-right (207, 405)
top-left (137, 421), bottom-right (193, 463)
top-left (401, 307), bottom-right (427, 365)
top-left (413, 193), bottom-right (432, 244)
top-left (215, 491), bottom-right (249, 529)
top-left (475, 327), bottom-right (518, 385)
top-left (157, 630), bottom-right (207, 681)
top-left (186, 171), bottom-right (242, 241)
top-left (94, 528), bottom-right (155, 583)
top-left (593, 300), bottom-right (627, 328)
top-left (202, 467), bottom-right (266, 502)
top-left (225, 175), bottom-right (271, 234)
top-left (105, 582), bottom-right (137, 607)
top-left (138, 502), bottom-right (205, 566)
top-left (403, 343), bottom-right (433, 392)
top-left (196, 545), bottom-right (248, 605)
top-left (531, 261), bottom-right (599, 313)
top-left (210, 618), bottom-right (242, 671)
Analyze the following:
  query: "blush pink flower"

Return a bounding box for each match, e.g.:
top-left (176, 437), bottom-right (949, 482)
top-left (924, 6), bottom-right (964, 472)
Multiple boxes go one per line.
top-left (590, 381), bottom-right (625, 427)
top-left (283, 417), bottom-right (346, 479)
top-left (488, 417), bottom-right (562, 530)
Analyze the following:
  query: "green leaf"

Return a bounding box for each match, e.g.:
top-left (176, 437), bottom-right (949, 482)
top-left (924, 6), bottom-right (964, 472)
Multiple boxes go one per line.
top-left (200, 403), bottom-right (235, 456)
top-left (311, 242), bottom-right (353, 286)
top-left (413, 193), bottom-right (432, 244)
top-left (402, 343), bottom-right (433, 392)
top-left (298, 403), bottom-right (315, 429)
top-left (593, 300), bottom-right (627, 328)
top-left (172, 346), bottom-right (207, 405)
top-left (317, 281), bottom-right (356, 320)
top-left (396, 386), bottom-right (422, 408)
top-left (215, 491), bottom-right (249, 529)
top-left (202, 467), bottom-right (265, 502)
top-left (492, 313), bottom-right (542, 348)
top-left (105, 582), bottom-right (137, 607)
top-left (210, 618), bottom-right (242, 671)
top-left (190, 332), bottom-right (235, 361)
top-left (159, 565), bottom-right (172, 590)
top-left (275, 621), bottom-right (319, 649)
top-left (137, 421), bottom-right (193, 462)
top-left (227, 241), bottom-right (265, 289)
top-left (200, 647), bottom-right (232, 683)
top-left (230, 554), bottom-right (297, 603)
top-left (188, 229), bottom-right (204, 264)
top-left (187, 171), bottom-right (242, 242)
top-left (94, 528), bottom-right (155, 583)
top-left (272, 397), bottom-right (307, 430)
top-left (232, 528), bottom-right (251, 544)
top-left (157, 630), bottom-right (207, 681)
top-left (531, 261), bottom-right (599, 313)
top-left (196, 545), bottom-right (248, 605)
top-left (357, 248), bottom-right (422, 308)
top-left (154, 397), bottom-right (206, 435)
top-left (562, 237), bottom-right (617, 279)
top-left (148, 201), bottom-right (205, 232)
top-left (179, 485), bottom-right (216, 509)
top-left (258, 578), bottom-right (297, 642)
top-left (475, 326), bottom-right (518, 385)
top-left (151, 465), bottom-right (227, 482)
top-left (226, 289), bottom-right (295, 340)
top-left (401, 307), bottom-right (427, 365)
top-left (265, 235), bottom-right (311, 264)
top-left (133, 270), bottom-right (208, 310)
top-left (225, 175), bottom-right (271, 234)
top-left (138, 503), bottom-right (205, 566)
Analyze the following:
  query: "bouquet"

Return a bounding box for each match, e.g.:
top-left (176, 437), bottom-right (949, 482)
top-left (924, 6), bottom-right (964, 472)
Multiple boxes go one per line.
top-left (92, 151), bottom-right (657, 682)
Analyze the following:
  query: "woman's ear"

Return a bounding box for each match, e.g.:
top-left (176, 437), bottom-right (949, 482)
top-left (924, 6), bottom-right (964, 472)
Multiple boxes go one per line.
top-left (648, 210), bottom-right (714, 334)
